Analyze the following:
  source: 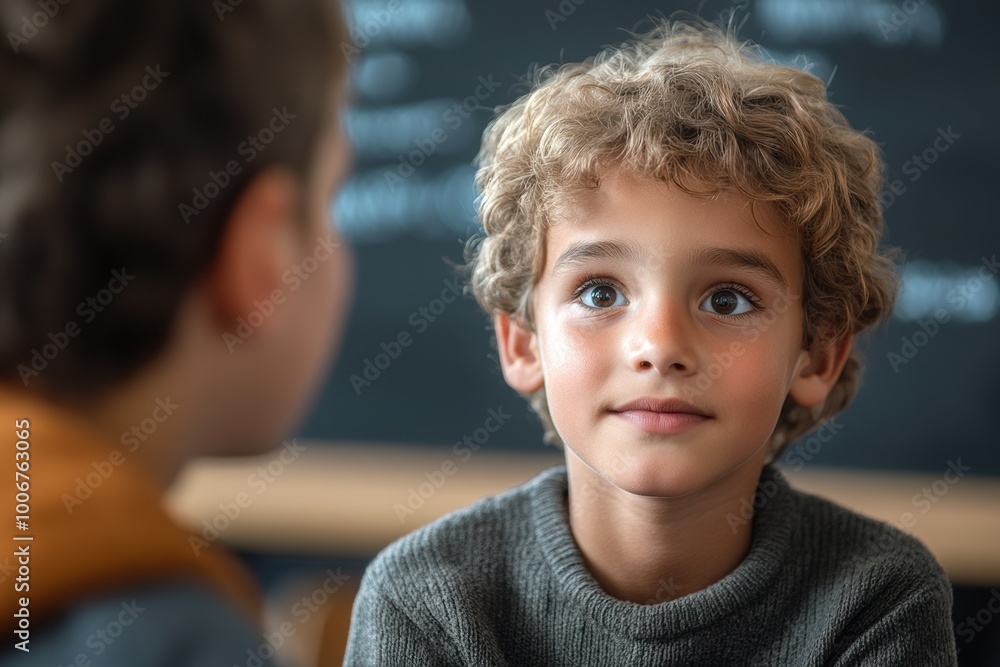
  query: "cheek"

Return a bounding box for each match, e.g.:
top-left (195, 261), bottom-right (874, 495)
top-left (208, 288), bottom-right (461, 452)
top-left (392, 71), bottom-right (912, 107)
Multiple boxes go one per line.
top-left (310, 237), bottom-right (353, 355)
top-left (538, 316), bottom-right (611, 429)
top-left (283, 230), bottom-right (353, 388)
top-left (721, 334), bottom-right (799, 431)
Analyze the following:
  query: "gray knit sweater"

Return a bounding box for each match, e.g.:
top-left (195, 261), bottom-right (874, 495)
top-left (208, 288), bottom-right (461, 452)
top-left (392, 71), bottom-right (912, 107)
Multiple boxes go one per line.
top-left (344, 465), bottom-right (957, 666)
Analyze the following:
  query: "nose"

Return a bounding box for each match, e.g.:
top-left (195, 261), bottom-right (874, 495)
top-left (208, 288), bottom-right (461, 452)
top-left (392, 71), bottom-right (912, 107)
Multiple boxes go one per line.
top-left (626, 297), bottom-right (698, 376)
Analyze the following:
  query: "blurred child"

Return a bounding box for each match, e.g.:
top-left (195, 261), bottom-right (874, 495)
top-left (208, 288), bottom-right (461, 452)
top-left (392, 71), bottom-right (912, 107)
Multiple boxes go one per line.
top-left (344, 21), bottom-right (957, 666)
top-left (1, 1), bottom-right (352, 664)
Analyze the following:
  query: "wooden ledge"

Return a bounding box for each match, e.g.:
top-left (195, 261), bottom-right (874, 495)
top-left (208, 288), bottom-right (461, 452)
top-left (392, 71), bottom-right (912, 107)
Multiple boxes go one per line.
top-left (165, 442), bottom-right (1000, 586)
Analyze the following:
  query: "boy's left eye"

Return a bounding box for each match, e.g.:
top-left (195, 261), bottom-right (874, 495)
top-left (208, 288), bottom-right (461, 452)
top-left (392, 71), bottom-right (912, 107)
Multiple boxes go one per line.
top-left (699, 288), bottom-right (755, 316)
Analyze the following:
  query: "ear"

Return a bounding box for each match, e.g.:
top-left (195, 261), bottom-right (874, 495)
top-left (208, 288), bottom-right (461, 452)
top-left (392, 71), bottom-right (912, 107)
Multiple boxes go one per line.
top-left (207, 168), bottom-right (299, 326)
top-left (494, 312), bottom-right (545, 393)
top-left (788, 335), bottom-right (853, 408)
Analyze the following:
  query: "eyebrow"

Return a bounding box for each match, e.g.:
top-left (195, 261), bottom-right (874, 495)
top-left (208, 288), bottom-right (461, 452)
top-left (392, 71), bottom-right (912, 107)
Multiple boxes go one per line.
top-left (693, 246), bottom-right (788, 288)
top-left (552, 240), bottom-right (646, 275)
top-left (551, 240), bottom-right (789, 289)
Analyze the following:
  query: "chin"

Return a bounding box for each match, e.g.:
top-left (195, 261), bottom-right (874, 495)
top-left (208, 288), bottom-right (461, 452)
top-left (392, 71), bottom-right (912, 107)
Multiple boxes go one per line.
top-left (610, 469), bottom-right (711, 499)
top-left (602, 452), bottom-right (758, 499)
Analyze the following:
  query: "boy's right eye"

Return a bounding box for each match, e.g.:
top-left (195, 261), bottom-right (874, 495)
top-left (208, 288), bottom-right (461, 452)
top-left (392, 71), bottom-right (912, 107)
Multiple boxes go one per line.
top-left (578, 280), bottom-right (628, 308)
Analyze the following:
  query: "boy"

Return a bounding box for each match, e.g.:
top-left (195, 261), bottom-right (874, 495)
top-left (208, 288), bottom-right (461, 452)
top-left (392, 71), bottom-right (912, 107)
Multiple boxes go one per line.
top-left (344, 22), bottom-right (958, 666)
top-left (1, 0), bottom-right (352, 664)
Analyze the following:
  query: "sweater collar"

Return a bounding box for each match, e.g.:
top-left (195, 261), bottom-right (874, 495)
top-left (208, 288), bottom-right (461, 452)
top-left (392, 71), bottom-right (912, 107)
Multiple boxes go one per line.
top-left (531, 463), bottom-right (796, 640)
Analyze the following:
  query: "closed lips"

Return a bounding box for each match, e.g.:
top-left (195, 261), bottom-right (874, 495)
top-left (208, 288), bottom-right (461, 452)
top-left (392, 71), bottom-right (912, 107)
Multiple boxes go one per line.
top-left (610, 398), bottom-right (712, 417)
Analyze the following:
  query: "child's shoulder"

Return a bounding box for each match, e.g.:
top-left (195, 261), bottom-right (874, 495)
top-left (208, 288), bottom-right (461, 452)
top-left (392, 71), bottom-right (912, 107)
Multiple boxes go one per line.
top-left (361, 465), bottom-right (564, 599)
top-left (780, 471), bottom-right (950, 592)
top-left (347, 468), bottom-right (566, 665)
top-left (346, 465), bottom-right (955, 665)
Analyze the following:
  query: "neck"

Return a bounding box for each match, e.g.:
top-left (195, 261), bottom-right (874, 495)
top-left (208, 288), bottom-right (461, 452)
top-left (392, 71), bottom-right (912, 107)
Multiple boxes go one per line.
top-left (564, 451), bottom-right (767, 604)
top-left (84, 377), bottom-right (189, 490)
top-left (62, 291), bottom-right (234, 489)
top-left (64, 321), bottom-right (216, 490)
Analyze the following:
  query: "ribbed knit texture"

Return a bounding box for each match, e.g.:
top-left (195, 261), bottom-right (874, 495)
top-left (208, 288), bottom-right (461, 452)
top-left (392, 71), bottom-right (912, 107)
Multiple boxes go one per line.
top-left (344, 465), bottom-right (957, 666)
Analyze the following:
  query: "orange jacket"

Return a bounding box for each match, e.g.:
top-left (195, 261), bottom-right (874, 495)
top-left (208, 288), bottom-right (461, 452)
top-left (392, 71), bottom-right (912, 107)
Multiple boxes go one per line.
top-left (0, 386), bottom-right (261, 639)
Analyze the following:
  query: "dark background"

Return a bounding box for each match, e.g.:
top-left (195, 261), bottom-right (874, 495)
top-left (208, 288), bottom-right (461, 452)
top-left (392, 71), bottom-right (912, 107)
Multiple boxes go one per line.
top-left (307, 0), bottom-right (999, 474)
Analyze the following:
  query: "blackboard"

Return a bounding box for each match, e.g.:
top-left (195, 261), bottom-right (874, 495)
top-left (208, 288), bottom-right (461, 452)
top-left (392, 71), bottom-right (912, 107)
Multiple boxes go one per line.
top-left (300, 0), bottom-right (1000, 476)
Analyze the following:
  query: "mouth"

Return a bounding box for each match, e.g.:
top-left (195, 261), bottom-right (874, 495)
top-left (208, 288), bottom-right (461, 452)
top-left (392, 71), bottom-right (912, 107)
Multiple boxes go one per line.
top-left (609, 397), bottom-right (712, 435)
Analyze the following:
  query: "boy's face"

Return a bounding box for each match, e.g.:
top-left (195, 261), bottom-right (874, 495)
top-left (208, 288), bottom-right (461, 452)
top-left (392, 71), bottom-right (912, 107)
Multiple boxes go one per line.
top-left (505, 169), bottom-right (817, 498)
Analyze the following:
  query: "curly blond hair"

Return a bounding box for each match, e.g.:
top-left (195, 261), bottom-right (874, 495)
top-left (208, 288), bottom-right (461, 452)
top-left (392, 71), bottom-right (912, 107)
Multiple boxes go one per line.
top-left (466, 20), bottom-right (898, 460)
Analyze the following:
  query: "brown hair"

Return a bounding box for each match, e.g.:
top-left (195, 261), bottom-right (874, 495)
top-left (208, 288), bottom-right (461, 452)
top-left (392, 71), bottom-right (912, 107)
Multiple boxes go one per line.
top-left (467, 20), bottom-right (898, 458)
top-left (0, 0), bottom-right (348, 398)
